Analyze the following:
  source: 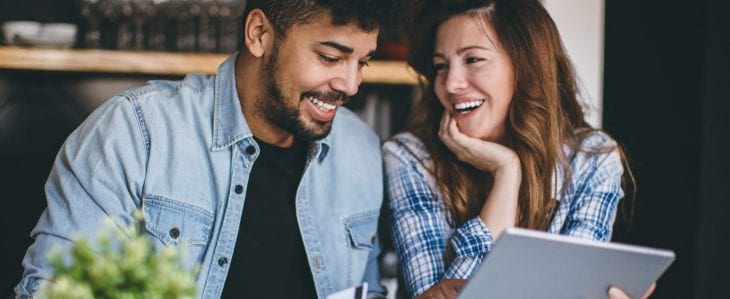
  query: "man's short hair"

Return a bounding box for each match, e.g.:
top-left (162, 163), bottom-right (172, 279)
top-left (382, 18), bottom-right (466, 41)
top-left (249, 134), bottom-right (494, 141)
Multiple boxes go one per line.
top-left (243, 0), bottom-right (401, 36)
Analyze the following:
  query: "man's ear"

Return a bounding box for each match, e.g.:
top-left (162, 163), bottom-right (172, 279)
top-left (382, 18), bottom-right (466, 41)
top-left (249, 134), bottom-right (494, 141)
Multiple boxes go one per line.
top-left (244, 9), bottom-right (274, 58)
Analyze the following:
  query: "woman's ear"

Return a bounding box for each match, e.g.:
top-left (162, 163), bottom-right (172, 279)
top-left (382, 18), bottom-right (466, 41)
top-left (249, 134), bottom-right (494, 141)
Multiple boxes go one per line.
top-left (243, 9), bottom-right (274, 58)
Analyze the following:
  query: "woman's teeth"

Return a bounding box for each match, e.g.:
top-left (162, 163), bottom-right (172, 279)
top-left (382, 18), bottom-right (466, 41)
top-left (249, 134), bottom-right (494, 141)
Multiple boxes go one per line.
top-left (454, 100), bottom-right (485, 114)
top-left (307, 96), bottom-right (336, 112)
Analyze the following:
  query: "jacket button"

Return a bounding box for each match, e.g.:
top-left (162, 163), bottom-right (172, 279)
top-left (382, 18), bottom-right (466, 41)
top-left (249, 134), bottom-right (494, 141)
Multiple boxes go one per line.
top-left (169, 227), bottom-right (180, 239)
top-left (234, 185), bottom-right (243, 194)
top-left (371, 235), bottom-right (377, 245)
top-left (218, 257), bottom-right (228, 267)
top-left (245, 145), bottom-right (256, 155)
top-left (314, 256), bottom-right (321, 269)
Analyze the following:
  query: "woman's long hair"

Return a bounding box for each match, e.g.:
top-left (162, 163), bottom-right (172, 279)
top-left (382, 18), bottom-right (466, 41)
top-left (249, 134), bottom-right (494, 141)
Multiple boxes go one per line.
top-left (404, 0), bottom-right (635, 229)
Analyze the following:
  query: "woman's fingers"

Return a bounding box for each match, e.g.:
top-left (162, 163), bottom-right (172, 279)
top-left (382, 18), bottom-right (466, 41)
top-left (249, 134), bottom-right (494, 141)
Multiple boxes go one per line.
top-left (416, 279), bottom-right (467, 299)
top-left (436, 111), bottom-right (520, 173)
top-left (440, 279), bottom-right (466, 298)
top-left (439, 112), bottom-right (458, 149)
top-left (608, 287), bottom-right (630, 299)
top-left (642, 283), bottom-right (656, 299)
top-left (440, 112), bottom-right (467, 148)
top-left (446, 113), bottom-right (464, 143)
top-left (608, 283), bottom-right (655, 299)
top-left (438, 111), bottom-right (450, 142)
top-left (444, 279), bottom-right (467, 294)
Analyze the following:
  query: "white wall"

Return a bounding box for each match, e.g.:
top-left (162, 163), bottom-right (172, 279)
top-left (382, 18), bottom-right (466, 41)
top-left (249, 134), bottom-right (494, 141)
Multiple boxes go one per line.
top-left (543, 0), bottom-right (605, 128)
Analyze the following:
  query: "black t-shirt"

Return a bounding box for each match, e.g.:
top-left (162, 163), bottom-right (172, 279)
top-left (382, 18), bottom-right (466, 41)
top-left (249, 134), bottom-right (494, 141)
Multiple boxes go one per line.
top-left (221, 138), bottom-right (317, 299)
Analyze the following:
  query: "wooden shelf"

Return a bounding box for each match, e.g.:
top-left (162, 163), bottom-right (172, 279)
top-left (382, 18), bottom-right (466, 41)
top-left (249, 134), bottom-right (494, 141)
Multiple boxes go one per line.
top-left (0, 46), bottom-right (418, 85)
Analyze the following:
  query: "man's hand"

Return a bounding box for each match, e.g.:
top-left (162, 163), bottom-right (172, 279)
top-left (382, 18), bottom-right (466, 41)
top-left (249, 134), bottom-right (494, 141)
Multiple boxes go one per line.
top-left (415, 279), bottom-right (467, 299)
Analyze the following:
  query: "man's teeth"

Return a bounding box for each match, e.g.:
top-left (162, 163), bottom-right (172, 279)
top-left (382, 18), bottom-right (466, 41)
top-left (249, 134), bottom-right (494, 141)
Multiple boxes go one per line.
top-left (454, 100), bottom-right (485, 113)
top-left (308, 97), bottom-right (336, 111)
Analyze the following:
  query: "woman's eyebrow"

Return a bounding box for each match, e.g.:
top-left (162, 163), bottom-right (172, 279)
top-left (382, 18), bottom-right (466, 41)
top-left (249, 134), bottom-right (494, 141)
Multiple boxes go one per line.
top-left (433, 45), bottom-right (491, 58)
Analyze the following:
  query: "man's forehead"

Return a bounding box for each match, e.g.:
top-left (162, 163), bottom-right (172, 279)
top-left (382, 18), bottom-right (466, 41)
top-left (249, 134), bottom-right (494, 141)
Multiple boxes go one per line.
top-left (287, 19), bottom-right (379, 54)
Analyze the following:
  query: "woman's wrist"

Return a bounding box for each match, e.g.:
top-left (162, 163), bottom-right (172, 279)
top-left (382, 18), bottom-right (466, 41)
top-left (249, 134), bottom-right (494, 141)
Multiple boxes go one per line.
top-left (480, 161), bottom-right (521, 237)
top-left (493, 157), bottom-right (521, 186)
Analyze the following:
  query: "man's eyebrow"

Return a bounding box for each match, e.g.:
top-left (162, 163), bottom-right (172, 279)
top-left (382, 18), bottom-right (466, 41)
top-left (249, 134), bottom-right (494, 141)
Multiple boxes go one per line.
top-left (318, 41), bottom-right (376, 58)
top-left (319, 41), bottom-right (354, 54)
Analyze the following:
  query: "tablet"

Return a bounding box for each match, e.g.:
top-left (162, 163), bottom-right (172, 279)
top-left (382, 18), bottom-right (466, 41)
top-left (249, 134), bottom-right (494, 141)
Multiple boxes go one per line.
top-left (458, 227), bottom-right (675, 299)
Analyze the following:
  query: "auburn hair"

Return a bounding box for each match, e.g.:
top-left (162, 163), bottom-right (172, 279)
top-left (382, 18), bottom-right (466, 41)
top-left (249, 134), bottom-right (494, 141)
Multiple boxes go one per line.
top-left (404, 0), bottom-right (635, 229)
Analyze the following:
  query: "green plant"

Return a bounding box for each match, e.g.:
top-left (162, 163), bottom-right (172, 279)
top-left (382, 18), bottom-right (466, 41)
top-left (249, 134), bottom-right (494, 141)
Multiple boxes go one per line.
top-left (38, 213), bottom-right (198, 299)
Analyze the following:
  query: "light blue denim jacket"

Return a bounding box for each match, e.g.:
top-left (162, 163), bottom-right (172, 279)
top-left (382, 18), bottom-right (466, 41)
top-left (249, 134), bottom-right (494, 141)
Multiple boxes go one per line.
top-left (15, 54), bottom-right (385, 298)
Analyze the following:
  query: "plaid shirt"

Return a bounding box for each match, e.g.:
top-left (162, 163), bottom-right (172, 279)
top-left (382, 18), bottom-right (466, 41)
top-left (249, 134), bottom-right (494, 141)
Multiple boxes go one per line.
top-left (383, 131), bottom-right (624, 297)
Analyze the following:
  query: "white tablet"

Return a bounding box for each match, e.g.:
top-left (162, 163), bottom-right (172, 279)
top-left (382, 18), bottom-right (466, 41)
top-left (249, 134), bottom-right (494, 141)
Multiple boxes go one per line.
top-left (458, 227), bottom-right (675, 299)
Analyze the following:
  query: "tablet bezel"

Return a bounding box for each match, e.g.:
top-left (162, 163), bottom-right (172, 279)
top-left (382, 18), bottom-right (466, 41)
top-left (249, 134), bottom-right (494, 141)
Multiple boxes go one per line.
top-left (457, 227), bottom-right (675, 299)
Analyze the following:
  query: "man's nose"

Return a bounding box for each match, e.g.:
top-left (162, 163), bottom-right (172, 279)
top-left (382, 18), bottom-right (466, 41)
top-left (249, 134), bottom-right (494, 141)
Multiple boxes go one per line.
top-left (330, 64), bottom-right (361, 96)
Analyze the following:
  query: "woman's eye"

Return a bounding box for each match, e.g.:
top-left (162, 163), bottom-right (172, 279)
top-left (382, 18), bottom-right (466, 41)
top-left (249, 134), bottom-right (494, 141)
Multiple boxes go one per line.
top-left (433, 63), bottom-right (448, 72)
top-left (465, 57), bottom-right (485, 64)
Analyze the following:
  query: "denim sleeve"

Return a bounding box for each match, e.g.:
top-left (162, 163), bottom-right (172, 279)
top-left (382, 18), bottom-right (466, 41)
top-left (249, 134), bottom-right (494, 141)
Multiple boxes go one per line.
top-left (559, 147), bottom-right (624, 241)
top-left (14, 96), bottom-right (148, 297)
top-left (364, 235), bottom-right (387, 298)
top-left (383, 141), bottom-right (494, 297)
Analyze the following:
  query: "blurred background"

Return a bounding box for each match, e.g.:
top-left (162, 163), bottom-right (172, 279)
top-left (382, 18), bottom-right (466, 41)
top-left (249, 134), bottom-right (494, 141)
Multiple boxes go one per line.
top-left (1, 0), bottom-right (728, 298)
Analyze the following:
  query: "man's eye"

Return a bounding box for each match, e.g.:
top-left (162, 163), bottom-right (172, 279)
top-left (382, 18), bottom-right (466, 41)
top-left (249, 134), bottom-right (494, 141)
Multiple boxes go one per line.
top-left (320, 55), bottom-right (340, 63)
top-left (359, 60), bottom-right (370, 67)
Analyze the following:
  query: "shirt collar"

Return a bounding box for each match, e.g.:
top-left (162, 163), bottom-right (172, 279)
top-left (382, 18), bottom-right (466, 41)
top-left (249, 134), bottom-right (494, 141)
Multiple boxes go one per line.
top-left (212, 53), bottom-right (251, 150)
top-left (211, 53), bottom-right (330, 161)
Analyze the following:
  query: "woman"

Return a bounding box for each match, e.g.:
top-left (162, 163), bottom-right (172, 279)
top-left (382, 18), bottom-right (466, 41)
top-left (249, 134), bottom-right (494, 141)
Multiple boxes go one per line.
top-left (384, 0), bottom-right (648, 298)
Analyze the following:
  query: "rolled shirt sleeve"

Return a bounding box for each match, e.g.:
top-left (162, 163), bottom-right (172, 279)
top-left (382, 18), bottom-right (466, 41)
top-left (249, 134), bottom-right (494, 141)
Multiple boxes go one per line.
top-left (555, 143), bottom-right (624, 241)
top-left (444, 217), bottom-right (494, 279)
top-left (383, 136), bottom-right (495, 297)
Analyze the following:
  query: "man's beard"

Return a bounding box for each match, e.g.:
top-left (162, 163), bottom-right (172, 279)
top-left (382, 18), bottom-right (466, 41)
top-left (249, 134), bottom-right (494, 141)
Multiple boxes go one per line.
top-left (257, 48), bottom-right (339, 142)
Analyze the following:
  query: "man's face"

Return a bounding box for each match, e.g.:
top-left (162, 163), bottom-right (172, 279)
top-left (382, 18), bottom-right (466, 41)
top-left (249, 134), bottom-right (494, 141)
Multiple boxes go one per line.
top-left (257, 15), bottom-right (378, 141)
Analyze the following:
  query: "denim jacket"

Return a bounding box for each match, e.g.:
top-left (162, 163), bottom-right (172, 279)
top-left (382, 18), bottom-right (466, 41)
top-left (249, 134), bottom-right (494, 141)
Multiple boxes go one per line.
top-left (15, 54), bottom-right (385, 298)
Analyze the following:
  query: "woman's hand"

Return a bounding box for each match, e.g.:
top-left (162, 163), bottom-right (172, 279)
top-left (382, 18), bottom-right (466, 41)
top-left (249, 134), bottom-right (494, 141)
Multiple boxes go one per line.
top-left (415, 279), bottom-right (467, 299)
top-left (608, 283), bottom-right (656, 299)
top-left (439, 111), bottom-right (520, 239)
top-left (438, 112), bottom-right (519, 175)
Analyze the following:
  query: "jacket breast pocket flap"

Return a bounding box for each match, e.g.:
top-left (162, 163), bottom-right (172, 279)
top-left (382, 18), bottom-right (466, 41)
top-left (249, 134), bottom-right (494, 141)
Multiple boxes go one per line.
top-left (142, 195), bottom-right (214, 247)
top-left (345, 210), bottom-right (379, 250)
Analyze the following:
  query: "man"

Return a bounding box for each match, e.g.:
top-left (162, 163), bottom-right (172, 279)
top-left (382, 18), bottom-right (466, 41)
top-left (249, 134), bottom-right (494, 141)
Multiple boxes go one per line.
top-left (15, 0), bottom-right (398, 298)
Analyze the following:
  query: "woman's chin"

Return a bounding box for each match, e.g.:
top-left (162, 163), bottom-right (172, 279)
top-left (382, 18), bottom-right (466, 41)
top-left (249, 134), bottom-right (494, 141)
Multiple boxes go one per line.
top-left (463, 119), bottom-right (506, 141)
top-left (456, 125), bottom-right (483, 140)
top-left (458, 125), bottom-right (502, 143)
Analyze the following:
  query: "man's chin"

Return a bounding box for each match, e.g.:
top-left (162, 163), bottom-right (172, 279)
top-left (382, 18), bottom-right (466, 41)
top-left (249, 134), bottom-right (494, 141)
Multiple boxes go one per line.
top-left (289, 120), bottom-right (332, 142)
top-left (307, 123), bottom-right (333, 141)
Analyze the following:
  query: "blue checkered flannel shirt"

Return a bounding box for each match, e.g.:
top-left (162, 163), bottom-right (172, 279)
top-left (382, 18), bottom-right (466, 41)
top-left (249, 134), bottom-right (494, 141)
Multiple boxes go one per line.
top-left (383, 131), bottom-right (624, 297)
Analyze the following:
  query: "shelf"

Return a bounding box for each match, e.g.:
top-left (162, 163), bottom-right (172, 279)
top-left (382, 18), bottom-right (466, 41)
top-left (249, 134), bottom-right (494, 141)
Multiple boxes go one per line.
top-left (0, 46), bottom-right (418, 85)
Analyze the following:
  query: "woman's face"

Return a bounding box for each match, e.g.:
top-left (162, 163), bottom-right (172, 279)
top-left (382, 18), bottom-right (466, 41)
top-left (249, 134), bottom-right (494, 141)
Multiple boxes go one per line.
top-left (432, 14), bottom-right (515, 142)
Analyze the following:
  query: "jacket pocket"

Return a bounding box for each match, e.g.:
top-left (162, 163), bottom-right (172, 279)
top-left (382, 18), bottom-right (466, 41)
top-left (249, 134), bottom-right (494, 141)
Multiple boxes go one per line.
top-left (345, 209), bottom-right (379, 250)
top-left (142, 194), bottom-right (213, 250)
